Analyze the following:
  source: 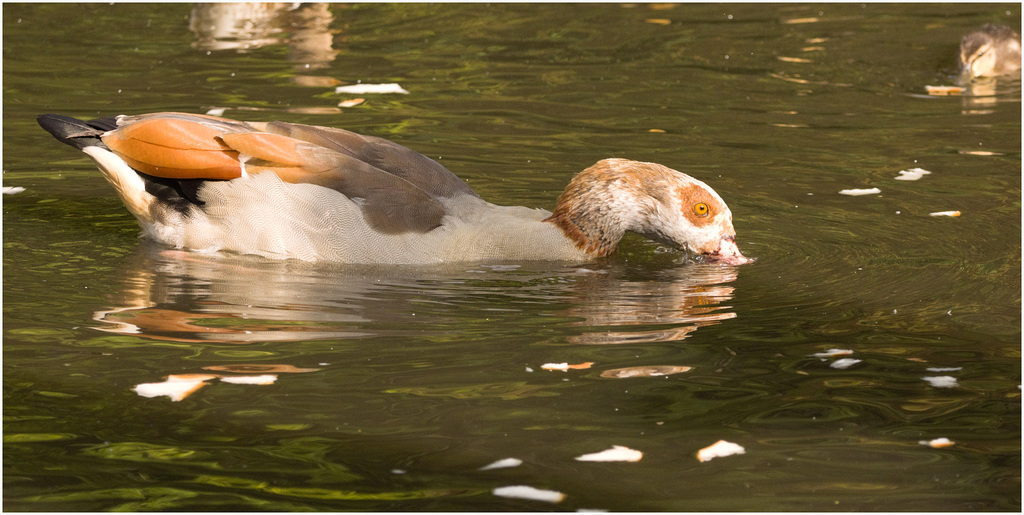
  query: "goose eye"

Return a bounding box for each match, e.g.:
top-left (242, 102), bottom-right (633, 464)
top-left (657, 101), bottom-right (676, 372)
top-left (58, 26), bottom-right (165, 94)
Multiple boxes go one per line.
top-left (693, 202), bottom-right (710, 217)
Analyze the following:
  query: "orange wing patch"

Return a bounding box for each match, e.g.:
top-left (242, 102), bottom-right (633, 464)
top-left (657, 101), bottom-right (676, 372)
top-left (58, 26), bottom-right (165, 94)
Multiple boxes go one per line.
top-left (219, 132), bottom-right (307, 167)
top-left (102, 117), bottom-right (242, 180)
top-left (219, 132), bottom-right (346, 184)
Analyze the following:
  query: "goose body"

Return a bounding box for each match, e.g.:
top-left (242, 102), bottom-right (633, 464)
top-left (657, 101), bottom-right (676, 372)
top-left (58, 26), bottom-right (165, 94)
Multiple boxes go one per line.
top-left (38, 112), bottom-right (749, 265)
top-left (960, 24), bottom-right (1022, 79)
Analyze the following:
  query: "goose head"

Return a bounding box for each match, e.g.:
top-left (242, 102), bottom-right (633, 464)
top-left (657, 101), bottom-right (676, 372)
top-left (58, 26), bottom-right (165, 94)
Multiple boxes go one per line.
top-left (546, 158), bottom-right (751, 264)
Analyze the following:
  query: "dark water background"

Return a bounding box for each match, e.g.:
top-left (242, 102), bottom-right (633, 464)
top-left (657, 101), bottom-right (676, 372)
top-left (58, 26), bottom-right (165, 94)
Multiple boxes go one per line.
top-left (3, 3), bottom-right (1020, 511)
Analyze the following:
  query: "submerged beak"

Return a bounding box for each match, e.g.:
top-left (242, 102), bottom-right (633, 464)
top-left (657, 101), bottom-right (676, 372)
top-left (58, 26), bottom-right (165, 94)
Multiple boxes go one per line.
top-left (703, 236), bottom-right (753, 265)
top-left (957, 65), bottom-right (977, 85)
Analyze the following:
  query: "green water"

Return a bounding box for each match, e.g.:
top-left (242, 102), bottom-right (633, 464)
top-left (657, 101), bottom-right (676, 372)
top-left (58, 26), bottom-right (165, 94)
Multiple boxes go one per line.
top-left (4, 3), bottom-right (1020, 511)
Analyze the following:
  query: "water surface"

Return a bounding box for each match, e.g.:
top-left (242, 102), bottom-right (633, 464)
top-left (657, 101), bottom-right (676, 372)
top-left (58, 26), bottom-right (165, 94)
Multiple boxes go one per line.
top-left (4, 3), bottom-right (1020, 511)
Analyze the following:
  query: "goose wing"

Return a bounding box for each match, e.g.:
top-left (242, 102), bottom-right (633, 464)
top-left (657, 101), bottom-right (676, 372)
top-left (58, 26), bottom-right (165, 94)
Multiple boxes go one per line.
top-left (256, 121), bottom-right (479, 199)
top-left (99, 113), bottom-right (450, 233)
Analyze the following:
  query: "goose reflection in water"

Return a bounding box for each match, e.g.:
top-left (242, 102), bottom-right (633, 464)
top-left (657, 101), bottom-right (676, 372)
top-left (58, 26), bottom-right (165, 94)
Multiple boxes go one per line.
top-left (92, 247), bottom-right (373, 344)
top-left (94, 245), bottom-right (739, 347)
top-left (95, 244), bottom-right (742, 400)
top-left (563, 266), bottom-right (738, 345)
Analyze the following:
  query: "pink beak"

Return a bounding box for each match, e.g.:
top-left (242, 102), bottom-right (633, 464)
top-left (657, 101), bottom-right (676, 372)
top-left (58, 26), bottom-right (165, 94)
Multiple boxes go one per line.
top-left (704, 236), bottom-right (753, 265)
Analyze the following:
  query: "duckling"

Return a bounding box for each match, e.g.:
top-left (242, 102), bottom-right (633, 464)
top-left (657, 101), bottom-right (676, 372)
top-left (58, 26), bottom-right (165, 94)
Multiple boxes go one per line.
top-left (37, 113), bottom-right (751, 265)
top-left (959, 24), bottom-right (1022, 79)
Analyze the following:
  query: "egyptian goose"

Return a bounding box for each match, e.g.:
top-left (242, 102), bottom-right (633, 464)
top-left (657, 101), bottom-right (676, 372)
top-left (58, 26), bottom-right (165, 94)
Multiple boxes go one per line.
top-left (37, 112), bottom-right (750, 265)
top-left (960, 24), bottom-right (1022, 79)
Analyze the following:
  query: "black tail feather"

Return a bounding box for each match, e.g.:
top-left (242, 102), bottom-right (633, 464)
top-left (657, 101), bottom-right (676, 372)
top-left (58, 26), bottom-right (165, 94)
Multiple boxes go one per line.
top-left (37, 114), bottom-right (110, 150)
top-left (38, 113), bottom-right (209, 208)
top-left (85, 116), bottom-right (119, 132)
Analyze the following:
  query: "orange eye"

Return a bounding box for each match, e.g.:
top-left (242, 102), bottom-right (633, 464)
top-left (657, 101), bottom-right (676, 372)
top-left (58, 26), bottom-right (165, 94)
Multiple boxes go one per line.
top-left (693, 202), bottom-right (710, 217)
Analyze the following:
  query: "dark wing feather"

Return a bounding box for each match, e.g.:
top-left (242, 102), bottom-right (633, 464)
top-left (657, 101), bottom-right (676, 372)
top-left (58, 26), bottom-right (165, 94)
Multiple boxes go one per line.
top-left (262, 121), bottom-right (480, 199)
